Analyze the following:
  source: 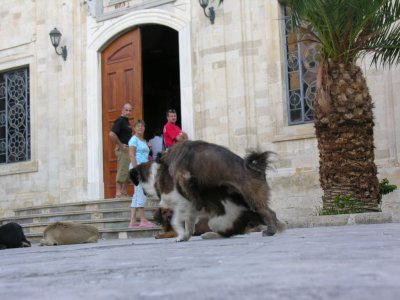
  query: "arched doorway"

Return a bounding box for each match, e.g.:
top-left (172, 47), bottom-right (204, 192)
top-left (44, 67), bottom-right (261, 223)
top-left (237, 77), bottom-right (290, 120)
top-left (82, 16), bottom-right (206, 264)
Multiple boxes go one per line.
top-left (101, 25), bottom-right (180, 198)
top-left (141, 25), bottom-right (181, 140)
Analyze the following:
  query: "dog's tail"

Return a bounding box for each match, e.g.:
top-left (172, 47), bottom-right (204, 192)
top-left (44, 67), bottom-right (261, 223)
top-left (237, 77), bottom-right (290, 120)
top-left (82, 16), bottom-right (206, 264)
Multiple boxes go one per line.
top-left (244, 151), bottom-right (276, 179)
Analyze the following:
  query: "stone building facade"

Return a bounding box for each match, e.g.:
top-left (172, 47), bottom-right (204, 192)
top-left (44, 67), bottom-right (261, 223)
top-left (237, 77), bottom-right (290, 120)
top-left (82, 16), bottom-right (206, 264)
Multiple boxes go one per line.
top-left (0, 0), bottom-right (399, 220)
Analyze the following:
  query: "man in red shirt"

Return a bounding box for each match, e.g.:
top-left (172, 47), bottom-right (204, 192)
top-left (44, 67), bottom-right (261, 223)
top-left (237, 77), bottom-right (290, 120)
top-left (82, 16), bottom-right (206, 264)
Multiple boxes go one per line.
top-left (163, 109), bottom-right (188, 148)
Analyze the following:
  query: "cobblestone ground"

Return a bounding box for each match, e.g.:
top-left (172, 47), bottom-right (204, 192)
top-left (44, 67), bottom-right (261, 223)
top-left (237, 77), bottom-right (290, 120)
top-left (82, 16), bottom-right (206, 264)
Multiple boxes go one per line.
top-left (1, 223), bottom-right (400, 300)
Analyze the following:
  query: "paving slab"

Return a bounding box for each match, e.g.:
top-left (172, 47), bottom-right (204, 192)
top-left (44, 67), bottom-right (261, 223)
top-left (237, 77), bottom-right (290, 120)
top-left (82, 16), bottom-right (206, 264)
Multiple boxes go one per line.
top-left (1, 223), bottom-right (400, 300)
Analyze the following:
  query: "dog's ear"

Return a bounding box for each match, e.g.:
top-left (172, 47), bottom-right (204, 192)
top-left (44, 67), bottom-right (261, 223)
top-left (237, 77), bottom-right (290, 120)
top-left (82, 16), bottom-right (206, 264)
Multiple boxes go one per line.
top-left (129, 168), bottom-right (140, 186)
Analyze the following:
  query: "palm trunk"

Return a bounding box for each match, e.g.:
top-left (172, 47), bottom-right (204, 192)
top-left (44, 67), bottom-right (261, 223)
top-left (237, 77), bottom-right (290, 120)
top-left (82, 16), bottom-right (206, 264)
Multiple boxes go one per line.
top-left (315, 60), bottom-right (380, 212)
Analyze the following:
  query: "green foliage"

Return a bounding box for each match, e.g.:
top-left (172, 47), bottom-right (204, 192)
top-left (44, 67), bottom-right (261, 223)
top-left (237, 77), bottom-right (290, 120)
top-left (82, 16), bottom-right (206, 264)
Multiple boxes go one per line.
top-left (379, 178), bottom-right (397, 196)
top-left (319, 195), bottom-right (365, 215)
top-left (280, 0), bottom-right (400, 67)
top-left (317, 179), bottom-right (397, 215)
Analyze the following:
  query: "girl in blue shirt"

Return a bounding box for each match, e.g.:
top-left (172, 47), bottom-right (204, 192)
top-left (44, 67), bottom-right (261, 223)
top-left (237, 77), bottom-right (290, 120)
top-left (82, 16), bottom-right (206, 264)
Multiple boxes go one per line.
top-left (128, 120), bottom-right (156, 228)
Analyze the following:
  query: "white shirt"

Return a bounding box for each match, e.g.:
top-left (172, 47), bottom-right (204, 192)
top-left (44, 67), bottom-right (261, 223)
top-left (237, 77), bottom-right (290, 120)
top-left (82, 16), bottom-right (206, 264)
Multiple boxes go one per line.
top-left (149, 135), bottom-right (163, 160)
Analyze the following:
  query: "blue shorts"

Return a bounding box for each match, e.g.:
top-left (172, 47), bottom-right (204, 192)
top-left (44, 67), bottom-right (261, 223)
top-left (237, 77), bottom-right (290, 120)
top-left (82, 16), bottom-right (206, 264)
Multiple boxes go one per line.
top-left (131, 183), bottom-right (147, 208)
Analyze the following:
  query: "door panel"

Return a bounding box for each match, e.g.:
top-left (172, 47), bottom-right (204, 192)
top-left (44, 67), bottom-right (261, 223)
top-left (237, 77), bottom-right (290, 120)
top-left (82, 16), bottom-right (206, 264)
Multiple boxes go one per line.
top-left (102, 28), bottom-right (143, 198)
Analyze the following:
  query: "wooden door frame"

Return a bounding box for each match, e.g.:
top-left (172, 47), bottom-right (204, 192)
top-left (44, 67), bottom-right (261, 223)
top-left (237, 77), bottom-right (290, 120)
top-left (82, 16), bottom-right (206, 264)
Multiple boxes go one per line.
top-left (86, 12), bottom-right (194, 200)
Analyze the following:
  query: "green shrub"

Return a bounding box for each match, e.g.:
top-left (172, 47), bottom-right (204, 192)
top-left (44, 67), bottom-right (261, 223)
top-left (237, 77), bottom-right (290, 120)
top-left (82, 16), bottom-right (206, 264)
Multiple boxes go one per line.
top-left (320, 195), bottom-right (365, 215)
top-left (379, 178), bottom-right (397, 196)
top-left (317, 178), bottom-right (397, 215)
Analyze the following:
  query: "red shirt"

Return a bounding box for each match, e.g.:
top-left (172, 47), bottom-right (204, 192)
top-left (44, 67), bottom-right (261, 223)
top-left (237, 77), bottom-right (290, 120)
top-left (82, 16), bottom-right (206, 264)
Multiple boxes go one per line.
top-left (163, 122), bottom-right (182, 148)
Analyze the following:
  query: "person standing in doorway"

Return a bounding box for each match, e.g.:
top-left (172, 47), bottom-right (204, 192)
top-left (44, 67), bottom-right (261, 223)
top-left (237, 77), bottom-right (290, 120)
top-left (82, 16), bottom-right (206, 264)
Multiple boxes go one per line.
top-left (163, 109), bottom-right (188, 149)
top-left (149, 128), bottom-right (163, 160)
top-left (128, 120), bottom-right (156, 228)
top-left (109, 103), bottom-right (133, 198)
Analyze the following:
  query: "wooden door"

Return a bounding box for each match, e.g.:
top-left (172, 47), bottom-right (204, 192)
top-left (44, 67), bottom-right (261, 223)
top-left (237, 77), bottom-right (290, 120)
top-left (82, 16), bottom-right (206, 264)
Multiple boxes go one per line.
top-left (102, 28), bottom-right (143, 198)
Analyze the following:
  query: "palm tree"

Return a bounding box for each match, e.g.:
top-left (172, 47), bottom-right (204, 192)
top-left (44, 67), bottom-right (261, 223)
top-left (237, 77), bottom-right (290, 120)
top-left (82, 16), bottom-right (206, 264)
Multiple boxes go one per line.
top-left (219, 0), bottom-right (400, 211)
top-left (278, 0), bottom-right (400, 211)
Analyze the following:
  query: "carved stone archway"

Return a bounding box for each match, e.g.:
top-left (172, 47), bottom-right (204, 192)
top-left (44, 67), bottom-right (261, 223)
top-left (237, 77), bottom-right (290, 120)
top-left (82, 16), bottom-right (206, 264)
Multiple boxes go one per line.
top-left (86, 8), bottom-right (194, 200)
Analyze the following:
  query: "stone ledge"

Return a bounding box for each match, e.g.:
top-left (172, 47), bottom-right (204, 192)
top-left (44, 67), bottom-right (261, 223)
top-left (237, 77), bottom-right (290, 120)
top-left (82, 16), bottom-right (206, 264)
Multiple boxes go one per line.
top-left (0, 160), bottom-right (38, 176)
top-left (284, 212), bottom-right (393, 229)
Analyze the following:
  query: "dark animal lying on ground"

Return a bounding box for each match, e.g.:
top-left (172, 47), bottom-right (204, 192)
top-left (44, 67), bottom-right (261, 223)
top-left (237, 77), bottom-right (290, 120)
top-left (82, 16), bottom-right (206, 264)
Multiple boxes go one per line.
top-left (0, 222), bottom-right (31, 250)
top-left (130, 140), bottom-right (285, 242)
top-left (153, 207), bottom-right (210, 239)
top-left (39, 221), bottom-right (99, 246)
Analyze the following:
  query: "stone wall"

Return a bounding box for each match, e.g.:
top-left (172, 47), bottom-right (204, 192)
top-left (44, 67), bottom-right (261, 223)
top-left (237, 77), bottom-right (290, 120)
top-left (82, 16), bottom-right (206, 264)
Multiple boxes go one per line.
top-left (191, 0), bottom-right (400, 219)
top-left (0, 0), bottom-right (399, 220)
top-left (0, 0), bottom-right (88, 216)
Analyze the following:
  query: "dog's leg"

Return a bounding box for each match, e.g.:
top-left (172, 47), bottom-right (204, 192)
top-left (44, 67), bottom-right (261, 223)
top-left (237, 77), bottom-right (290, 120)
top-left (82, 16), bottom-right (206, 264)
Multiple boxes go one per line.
top-left (183, 214), bottom-right (197, 241)
top-left (21, 241), bottom-right (31, 247)
top-left (175, 172), bottom-right (204, 211)
top-left (86, 236), bottom-right (99, 243)
top-left (262, 209), bottom-right (277, 236)
top-left (201, 232), bottom-right (222, 239)
top-left (240, 180), bottom-right (284, 236)
top-left (155, 231), bottom-right (178, 239)
top-left (21, 232), bottom-right (31, 247)
top-left (40, 239), bottom-right (56, 246)
top-left (40, 236), bottom-right (57, 246)
top-left (171, 210), bottom-right (188, 242)
top-left (259, 208), bottom-right (286, 236)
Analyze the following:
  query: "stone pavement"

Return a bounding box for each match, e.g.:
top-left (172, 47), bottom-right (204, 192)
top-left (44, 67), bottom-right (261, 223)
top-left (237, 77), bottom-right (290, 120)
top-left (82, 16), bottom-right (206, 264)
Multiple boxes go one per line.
top-left (1, 223), bottom-right (400, 300)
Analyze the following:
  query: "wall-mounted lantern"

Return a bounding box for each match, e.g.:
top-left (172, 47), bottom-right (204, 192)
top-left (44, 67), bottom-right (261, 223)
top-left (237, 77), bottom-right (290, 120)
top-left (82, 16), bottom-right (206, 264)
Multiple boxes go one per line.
top-left (49, 28), bottom-right (68, 61)
top-left (199, 0), bottom-right (215, 25)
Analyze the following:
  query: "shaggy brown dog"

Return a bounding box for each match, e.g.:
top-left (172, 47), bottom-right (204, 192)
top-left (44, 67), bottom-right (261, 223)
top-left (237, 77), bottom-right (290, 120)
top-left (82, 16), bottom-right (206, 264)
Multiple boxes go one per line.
top-left (153, 207), bottom-right (210, 239)
top-left (40, 222), bottom-right (99, 246)
top-left (0, 222), bottom-right (31, 250)
top-left (153, 208), bottom-right (177, 239)
top-left (131, 140), bottom-right (285, 242)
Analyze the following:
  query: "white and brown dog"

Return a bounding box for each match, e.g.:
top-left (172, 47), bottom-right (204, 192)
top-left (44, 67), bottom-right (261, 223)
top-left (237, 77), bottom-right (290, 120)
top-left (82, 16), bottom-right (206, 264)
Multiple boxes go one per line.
top-left (130, 140), bottom-right (285, 242)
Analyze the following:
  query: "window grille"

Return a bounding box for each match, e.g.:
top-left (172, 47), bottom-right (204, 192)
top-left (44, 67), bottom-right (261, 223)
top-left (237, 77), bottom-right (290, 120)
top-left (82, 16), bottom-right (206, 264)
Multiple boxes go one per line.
top-left (0, 67), bottom-right (30, 164)
top-left (283, 6), bottom-right (317, 125)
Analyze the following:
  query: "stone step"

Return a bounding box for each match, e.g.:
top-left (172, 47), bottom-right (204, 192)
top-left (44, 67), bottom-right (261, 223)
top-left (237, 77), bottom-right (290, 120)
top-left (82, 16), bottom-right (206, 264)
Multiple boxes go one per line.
top-left (0, 198), bottom-right (163, 243)
top-left (18, 218), bottom-right (141, 234)
top-left (1, 207), bottom-right (158, 225)
top-left (99, 227), bottom-right (162, 241)
top-left (26, 226), bottom-right (162, 244)
top-left (12, 197), bottom-right (160, 217)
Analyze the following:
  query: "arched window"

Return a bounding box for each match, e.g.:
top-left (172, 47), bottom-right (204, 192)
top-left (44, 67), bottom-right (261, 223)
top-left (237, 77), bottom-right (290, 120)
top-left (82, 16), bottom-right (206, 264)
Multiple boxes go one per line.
top-left (283, 6), bottom-right (317, 125)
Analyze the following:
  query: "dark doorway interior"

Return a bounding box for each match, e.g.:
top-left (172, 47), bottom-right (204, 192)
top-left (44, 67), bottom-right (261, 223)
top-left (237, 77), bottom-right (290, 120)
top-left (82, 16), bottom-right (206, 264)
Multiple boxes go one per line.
top-left (140, 25), bottom-right (180, 140)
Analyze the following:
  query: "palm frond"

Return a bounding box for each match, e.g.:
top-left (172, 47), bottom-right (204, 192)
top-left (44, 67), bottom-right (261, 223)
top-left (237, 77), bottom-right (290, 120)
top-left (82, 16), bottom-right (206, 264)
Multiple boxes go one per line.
top-left (280, 0), bottom-right (400, 67)
top-left (361, 1), bottom-right (400, 67)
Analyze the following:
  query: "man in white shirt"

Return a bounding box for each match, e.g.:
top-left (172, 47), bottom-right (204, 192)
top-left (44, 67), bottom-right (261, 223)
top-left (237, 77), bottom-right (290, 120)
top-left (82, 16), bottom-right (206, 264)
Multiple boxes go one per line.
top-left (149, 128), bottom-right (163, 160)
